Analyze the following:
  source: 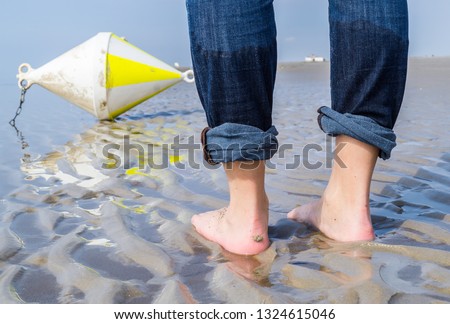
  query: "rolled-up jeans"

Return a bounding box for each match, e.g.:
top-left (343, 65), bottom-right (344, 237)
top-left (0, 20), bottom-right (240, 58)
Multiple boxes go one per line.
top-left (186, 0), bottom-right (409, 163)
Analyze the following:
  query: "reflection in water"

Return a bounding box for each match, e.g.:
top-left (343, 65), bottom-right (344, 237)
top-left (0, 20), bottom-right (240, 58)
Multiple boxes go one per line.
top-left (220, 248), bottom-right (275, 287)
top-left (9, 122), bottom-right (29, 151)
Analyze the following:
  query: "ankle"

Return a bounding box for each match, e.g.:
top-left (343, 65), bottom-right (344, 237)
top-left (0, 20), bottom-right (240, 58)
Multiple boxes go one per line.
top-left (325, 175), bottom-right (370, 207)
top-left (229, 188), bottom-right (268, 208)
top-left (227, 200), bottom-right (268, 225)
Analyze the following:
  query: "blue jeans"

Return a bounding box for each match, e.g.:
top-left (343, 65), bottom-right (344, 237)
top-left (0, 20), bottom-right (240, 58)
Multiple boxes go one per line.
top-left (187, 0), bottom-right (409, 162)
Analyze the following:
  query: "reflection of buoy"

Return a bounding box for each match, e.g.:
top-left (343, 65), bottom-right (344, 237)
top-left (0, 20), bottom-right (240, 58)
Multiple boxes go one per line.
top-left (16, 32), bottom-right (194, 120)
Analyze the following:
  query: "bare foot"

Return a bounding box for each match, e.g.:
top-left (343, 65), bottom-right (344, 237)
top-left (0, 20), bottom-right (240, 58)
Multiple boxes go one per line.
top-left (192, 161), bottom-right (270, 255)
top-left (287, 195), bottom-right (375, 242)
top-left (288, 135), bottom-right (378, 242)
top-left (192, 206), bottom-right (269, 255)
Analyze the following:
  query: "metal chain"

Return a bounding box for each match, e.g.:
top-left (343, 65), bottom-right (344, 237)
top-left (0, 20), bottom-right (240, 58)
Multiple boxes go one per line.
top-left (9, 87), bottom-right (27, 127)
top-left (9, 87), bottom-right (29, 149)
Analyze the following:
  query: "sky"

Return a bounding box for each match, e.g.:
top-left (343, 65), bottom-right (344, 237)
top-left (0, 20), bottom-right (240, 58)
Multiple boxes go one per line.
top-left (1, 0), bottom-right (450, 85)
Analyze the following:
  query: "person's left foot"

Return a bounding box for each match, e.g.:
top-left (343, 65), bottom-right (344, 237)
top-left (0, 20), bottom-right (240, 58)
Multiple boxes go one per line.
top-left (192, 205), bottom-right (270, 255)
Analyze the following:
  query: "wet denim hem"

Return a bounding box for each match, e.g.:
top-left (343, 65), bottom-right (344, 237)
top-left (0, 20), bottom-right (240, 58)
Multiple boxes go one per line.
top-left (202, 123), bottom-right (279, 164)
top-left (317, 106), bottom-right (396, 160)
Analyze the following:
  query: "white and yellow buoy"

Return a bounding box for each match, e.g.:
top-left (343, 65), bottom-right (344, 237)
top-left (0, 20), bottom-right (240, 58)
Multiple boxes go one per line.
top-left (16, 32), bottom-right (194, 120)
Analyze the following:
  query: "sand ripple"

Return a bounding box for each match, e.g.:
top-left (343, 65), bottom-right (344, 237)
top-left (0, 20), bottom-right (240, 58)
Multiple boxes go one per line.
top-left (1, 59), bottom-right (449, 303)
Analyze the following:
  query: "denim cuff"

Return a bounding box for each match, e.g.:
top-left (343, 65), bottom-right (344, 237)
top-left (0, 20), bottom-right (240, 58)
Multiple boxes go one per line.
top-left (317, 106), bottom-right (396, 160)
top-left (201, 123), bottom-right (279, 164)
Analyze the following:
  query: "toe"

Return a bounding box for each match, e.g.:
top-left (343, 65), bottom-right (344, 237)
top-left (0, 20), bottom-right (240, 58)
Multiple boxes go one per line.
top-left (191, 213), bottom-right (200, 228)
top-left (287, 207), bottom-right (301, 221)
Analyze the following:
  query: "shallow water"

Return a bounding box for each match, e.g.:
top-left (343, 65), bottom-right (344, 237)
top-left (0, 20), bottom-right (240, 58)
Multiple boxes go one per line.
top-left (0, 58), bottom-right (449, 304)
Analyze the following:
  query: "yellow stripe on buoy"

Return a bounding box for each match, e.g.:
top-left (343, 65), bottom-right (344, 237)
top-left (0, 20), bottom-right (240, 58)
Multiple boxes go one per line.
top-left (106, 54), bottom-right (181, 89)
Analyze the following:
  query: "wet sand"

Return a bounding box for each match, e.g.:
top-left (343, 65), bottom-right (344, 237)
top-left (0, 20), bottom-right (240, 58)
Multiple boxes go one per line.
top-left (0, 57), bottom-right (449, 303)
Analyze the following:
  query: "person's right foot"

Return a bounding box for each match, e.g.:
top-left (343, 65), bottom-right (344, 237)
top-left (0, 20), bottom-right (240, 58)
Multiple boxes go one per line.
top-left (288, 135), bottom-right (378, 242)
top-left (287, 193), bottom-right (375, 242)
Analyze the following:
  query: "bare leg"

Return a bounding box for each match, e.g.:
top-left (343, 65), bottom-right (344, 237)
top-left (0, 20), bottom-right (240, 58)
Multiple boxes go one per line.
top-left (192, 161), bottom-right (270, 255)
top-left (288, 135), bottom-right (376, 241)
